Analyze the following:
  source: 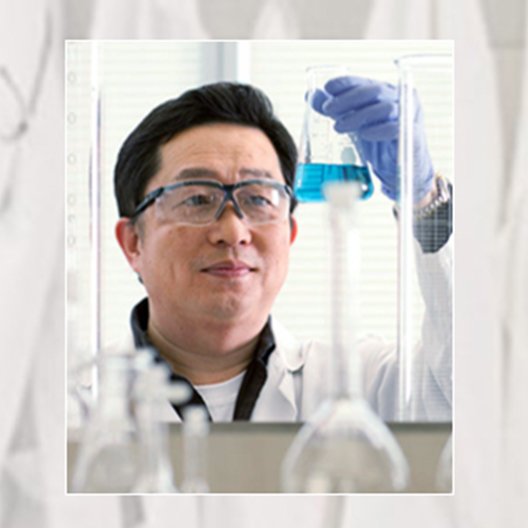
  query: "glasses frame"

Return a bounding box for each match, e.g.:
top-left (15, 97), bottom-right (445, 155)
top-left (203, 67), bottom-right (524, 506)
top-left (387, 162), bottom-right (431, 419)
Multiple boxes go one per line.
top-left (131, 178), bottom-right (294, 225)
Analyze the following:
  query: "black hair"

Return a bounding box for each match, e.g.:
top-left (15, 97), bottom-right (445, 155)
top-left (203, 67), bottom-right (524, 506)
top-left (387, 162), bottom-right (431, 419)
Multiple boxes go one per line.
top-left (114, 82), bottom-right (298, 218)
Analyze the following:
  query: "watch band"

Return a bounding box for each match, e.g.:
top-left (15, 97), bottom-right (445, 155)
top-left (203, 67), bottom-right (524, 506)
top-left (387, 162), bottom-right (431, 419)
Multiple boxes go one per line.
top-left (392, 174), bottom-right (451, 221)
top-left (414, 174), bottom-right (451, 220)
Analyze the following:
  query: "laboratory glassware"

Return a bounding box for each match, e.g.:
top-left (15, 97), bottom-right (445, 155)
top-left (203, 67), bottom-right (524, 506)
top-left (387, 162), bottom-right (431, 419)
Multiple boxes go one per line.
top-left (294, 66), bottom-right (374, 203)
top-left (71, 352), bottom-right (142, 492)
top-left (395, 54), bottom-right (454, 421)
top-left (181, 405), bottom-right (210, 493)
top-left (71, 349), bottom-right (190, 492)
top-left (133, 362), bottom-right (191, 493)
top-left (281, 181), bottom-right (409, 493)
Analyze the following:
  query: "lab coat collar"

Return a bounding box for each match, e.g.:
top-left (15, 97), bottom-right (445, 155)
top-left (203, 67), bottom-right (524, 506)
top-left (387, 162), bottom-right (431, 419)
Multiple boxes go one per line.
top-left (249, 318), bottom-right (306, 421)
top-left (269, 317), bottom-right (305, 372)
top-left (108, 317), bottom-right (308, 422)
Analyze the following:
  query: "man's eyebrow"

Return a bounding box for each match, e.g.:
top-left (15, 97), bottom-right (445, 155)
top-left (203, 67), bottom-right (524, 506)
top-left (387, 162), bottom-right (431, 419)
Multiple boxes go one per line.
top-left (239, 168), bottom-right (273, 179)
top-left (172, 167), bottom-right (274, 181)
top-left (173, 167), bottom-right (219, 181)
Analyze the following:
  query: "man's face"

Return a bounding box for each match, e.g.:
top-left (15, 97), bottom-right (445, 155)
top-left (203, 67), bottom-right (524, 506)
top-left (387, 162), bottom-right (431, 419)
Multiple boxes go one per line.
top-left (119, 123), bottom-right (297, 330)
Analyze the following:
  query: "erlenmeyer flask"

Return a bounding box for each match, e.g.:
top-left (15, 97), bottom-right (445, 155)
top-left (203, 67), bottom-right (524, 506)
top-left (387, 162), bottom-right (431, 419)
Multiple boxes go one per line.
top-left (281, 181), bottom-right (409, 493)
top-left (71, 352), bottom-right (141, 492)
top-left (294, 66), bottom-right (374, 203)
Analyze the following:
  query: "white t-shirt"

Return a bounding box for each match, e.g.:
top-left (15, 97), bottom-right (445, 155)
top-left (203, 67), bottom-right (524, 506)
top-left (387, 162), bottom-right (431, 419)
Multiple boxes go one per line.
top-left (194, 371), bottom-right (246, 422)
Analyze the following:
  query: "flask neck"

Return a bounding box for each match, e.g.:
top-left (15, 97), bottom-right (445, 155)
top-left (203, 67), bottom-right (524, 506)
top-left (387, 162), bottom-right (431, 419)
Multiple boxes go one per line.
top-left (326, 182), bottom-right (362, 401)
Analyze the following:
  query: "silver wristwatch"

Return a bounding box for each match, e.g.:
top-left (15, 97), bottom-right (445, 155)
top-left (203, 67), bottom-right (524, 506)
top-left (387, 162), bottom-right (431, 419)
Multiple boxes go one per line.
top-left (392, 174), bottom-right (451, 220)
top-left (413, 174), bottom-right (451, 220)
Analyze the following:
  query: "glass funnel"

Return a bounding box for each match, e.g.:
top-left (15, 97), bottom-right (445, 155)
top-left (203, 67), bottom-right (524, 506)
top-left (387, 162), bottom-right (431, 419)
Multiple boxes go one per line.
top-left (394, 54), bottom-right (454, 421)
top-left (281, 181), bottom-right (409, 493)
top-left (294, 66), bottom-right (374, 203)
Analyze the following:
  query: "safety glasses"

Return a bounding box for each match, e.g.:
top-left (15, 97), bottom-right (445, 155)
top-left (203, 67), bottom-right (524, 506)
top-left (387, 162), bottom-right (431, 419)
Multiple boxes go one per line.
top-left (132, 179), bottom-right (293, 226)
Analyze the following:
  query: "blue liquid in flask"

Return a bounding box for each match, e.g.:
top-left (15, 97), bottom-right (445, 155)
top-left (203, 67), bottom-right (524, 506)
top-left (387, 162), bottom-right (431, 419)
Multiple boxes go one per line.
top-left (295, 163), bottom-right (374, 202)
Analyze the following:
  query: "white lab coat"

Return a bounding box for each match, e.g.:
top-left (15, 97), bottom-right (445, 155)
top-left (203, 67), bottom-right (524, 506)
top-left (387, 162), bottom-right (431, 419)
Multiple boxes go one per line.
top-left (110, 239), bottom-right (452, 424)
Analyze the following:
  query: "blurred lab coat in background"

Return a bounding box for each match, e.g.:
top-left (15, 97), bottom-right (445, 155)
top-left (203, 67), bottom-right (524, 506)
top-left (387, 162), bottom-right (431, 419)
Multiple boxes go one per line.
top-left (0, 0), bottom-right (123, 526)
top-left (363, 0), bottom-right (504, 527)
top-left (251, 0), bottom-right (301, 38)
top-left (1, 0), bottom-right (527, 527)
top-left (90, 0), bottom-right (209, 38)
top-left (90, 0), bottom-right (300, 41)
top-left (498, 0), bottom-right (528, 520)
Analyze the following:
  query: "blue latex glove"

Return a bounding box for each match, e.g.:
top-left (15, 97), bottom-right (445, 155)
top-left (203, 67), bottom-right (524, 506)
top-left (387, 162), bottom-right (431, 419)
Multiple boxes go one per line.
top-left (311, 76), bottom-right (434, 202)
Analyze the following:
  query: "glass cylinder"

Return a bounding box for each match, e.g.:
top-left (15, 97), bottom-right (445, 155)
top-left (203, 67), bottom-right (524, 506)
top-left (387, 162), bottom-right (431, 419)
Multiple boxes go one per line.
top-left (395, 53), bottom-right (454, 421)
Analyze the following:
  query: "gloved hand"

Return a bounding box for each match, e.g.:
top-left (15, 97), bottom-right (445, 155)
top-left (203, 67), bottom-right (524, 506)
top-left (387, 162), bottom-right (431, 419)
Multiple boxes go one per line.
top-left (310, 76), bottom-right (434, 202)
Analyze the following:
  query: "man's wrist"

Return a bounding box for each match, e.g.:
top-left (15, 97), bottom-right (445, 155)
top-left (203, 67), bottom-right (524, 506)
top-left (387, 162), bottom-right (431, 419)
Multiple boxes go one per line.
top-left (392, 175), bottom-right (453, 253)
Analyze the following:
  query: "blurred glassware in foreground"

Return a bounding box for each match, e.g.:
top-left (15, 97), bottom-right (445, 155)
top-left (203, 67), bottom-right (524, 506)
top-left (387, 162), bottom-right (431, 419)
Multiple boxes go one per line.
top-left (133, 361), bottom-right (191, 493)
top-left (181, 405), bottom-right (210, 493)
top-left (281, 181), bottom-right (409, 492)
top-left (71, 349), bottom-right (190, 493)
top-left (71, 351), bottom-right (141, 492)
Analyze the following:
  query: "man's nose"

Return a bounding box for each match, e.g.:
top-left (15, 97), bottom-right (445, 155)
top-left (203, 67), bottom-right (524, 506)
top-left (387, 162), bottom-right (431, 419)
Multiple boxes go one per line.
top-left (207, 202), bottom-right (252, 246)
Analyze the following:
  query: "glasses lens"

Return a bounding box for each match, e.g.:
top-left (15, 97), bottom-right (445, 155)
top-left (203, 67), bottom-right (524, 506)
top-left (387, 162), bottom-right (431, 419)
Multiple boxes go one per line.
top-left (153, 181), bottom-right (290, 225)
top-left (236, 182), bottom-right (290, 224)
top-left (156, 184), bottom-right (224, 225)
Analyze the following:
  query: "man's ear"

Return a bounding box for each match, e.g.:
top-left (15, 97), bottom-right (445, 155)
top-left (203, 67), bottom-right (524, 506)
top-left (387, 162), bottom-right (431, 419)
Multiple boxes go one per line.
top-left (115, 218), bottom-right (142, 273)
top-left (289, 216), bottom-right (298, 244)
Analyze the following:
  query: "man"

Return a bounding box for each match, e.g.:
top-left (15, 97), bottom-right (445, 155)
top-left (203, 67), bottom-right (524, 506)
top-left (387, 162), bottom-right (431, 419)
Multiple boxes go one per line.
top-left (114, 79), bottom-right (452, 422)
